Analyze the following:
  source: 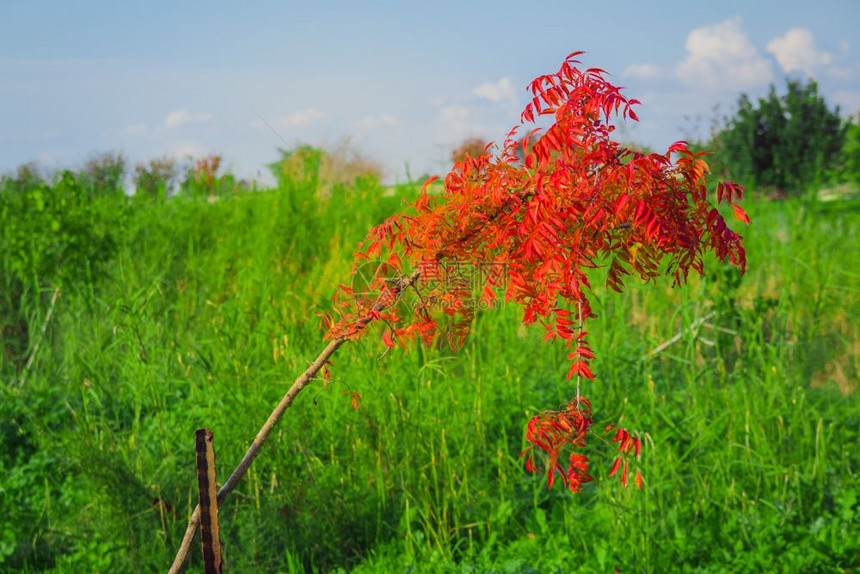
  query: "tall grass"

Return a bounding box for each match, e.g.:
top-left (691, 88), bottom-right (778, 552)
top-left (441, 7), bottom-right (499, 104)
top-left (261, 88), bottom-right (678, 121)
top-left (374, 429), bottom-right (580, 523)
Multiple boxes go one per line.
top-left (1, 169), bottom-right (857, 572)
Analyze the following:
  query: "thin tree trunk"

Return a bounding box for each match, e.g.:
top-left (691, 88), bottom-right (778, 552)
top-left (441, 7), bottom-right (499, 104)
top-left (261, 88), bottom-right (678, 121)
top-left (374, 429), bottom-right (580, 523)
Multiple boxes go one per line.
top-left (168, 272), bottom-right (419, 573)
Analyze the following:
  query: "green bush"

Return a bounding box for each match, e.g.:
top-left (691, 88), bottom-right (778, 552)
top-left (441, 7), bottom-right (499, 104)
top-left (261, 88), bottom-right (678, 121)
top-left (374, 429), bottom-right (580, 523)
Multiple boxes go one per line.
top-left (713, 79), bottom-right (847, 195)
top-left (78, 152), bottom-right (127, 197)
top-left (0, 171), bottom-right (121, 369)
top-left (133, 156), bottom-right (179, 198)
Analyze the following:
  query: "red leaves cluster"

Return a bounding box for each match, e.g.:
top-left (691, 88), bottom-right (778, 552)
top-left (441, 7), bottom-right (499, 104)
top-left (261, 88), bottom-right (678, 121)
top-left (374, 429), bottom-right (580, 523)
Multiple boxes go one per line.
top-left (605, 425), bottom-right (643, 489)
top-left (521, 398), bottom-right (594, 493)
top-left (320, 52), bottom-right (748, 492)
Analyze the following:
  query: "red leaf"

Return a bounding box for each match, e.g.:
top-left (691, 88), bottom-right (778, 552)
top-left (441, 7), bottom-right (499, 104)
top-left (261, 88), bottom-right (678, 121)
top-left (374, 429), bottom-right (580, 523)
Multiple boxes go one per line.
top-left (614, 193), bottom-right (629, 218)
top-left (619, 432), bottom-right (631, 453)
top-left (525, 153), bottom-right (535, 169)
top-left (667, 141), bottom-right (688, 154)
top-left (634, 468), bottom-right (643, 490)
top-left (578, 362), bottom-right (595, 380)
top-left (608, 457), bottom-right (622, 477)
top-left (421, 175), bottom-right (439, 193)
top-left (382, 330), bottom-right (395, 348)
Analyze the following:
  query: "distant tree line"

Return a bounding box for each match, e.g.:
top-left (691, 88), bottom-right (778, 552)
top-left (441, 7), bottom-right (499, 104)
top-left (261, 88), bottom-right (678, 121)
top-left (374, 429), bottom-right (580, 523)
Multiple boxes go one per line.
top-left (0, 143), bottom-right (385, 370)
top-left (446, 78), bottom-right (859, 198)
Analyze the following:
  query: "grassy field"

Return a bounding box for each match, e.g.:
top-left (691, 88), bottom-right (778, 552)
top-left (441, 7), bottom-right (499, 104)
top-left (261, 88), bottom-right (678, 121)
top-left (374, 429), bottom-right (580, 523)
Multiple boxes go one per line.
top-left (1, 166), bottom-right (858, 572)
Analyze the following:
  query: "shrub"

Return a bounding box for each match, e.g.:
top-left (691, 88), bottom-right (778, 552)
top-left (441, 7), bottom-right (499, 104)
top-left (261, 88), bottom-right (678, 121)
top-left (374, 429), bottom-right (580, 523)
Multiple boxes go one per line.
top-left (270, 139), bottom-right (384, 196)
top-left (133, 157), bottom-right (179, 198)
top-left (0, 171), bottom-right (119, 368)
top-left (450, 136), bottom-right (488, 164)
top-left (79, 152), bottom-right (127, 196)
top-left (715, 79), bottom-right (847, 195)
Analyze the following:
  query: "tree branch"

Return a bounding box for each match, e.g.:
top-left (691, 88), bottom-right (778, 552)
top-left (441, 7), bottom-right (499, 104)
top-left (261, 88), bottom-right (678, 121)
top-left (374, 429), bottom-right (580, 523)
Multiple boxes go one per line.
top-left (168, 272), bottom-right (420, 573)
top-left (20, 286), bottom-right (61, 384)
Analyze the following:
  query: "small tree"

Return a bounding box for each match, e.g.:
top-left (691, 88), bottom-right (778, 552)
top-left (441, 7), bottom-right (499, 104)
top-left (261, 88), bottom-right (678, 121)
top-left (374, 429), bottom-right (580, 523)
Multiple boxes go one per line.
top-left (716, 79), bottom-right (846, 195)
top-left (79, 152), bottom-right (127, 196)
top-left (170, 52), bottom-right (749, 569)
top-left (133, 157), bottom-right (179, 198)
top-left (182, 155), bottom-right (231, 197)
top-left (450, 136), bottom-right (489, 164)
top-left (1, 162), bottom-right (43, 194)
top-left (270, 140), bottom-right (384, 197)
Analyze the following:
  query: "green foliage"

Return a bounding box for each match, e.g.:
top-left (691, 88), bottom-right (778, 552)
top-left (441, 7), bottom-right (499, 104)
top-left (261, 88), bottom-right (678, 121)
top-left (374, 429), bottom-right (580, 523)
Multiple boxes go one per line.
top-left (133, 156), bottom-right (179, 198)
top-left (1, 162), bottom-right (858, 572)
top-left (270, 141), bottom-right (384, 197)
top-left (841, 117), bottom-right (860, 186)
top-left (0, 171), bottom-right (120, 367)
top-left (78, 152), bottom-right (127, 196)
top-left (271, 145), bottom-right (325, 189)
top-left (2, 162), bottom-right (44, 194)
top-left (715, 79), bottom-right (847, 195)
top-left (180, 155), bottom-right (251, 198)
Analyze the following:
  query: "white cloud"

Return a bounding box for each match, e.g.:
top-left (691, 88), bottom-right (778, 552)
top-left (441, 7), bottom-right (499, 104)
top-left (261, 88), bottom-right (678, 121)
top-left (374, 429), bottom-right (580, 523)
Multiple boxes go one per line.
top-left (473, 77), bottom-right (517, 103)
top-left (826, 65), bottom-right (855, 81)
top-left (436, 105), bottom-right (487, 146)
top-left (350, 113), bottom-right (398, 131)
top-left (676, 16), bottom-right (773, 92)
top-left (832, 90), bottom-right (860, 116)
top-left (439, 105), bottom-right (470, 124)
top-left (623, 63), bottom-right (663, 80)
top-left (767, 28), bottom-right (832, 76)
top-left (123, 123), bottom-right (146, 136)
top-left (272, 107), bottom-right (327, 129)
top-left (169, 141), bottom-right (206, 159)
top-left (164, 109), bottom-right (213, 128)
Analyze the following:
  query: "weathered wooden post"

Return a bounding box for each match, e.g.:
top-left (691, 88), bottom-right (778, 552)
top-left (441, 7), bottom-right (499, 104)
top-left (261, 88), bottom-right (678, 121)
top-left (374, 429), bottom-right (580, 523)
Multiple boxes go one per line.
top-left (195, 429), bottom-right (222, 574)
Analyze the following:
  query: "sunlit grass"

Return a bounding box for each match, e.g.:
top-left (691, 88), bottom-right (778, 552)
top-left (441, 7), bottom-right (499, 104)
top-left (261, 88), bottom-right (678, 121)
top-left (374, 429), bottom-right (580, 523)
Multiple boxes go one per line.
top-left (1, 175), bottom-right (857, 572)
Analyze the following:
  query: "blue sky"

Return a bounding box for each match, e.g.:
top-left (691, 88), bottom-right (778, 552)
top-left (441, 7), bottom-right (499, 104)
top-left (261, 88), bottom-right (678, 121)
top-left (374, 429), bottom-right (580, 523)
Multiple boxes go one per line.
top-left (2, 0), bottom-right (858, 184)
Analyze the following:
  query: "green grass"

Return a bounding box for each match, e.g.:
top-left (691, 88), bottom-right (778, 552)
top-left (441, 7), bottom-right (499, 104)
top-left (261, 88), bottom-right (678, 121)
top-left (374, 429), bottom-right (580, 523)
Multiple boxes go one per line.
top-left (1, 172), bottom-right (858, 573)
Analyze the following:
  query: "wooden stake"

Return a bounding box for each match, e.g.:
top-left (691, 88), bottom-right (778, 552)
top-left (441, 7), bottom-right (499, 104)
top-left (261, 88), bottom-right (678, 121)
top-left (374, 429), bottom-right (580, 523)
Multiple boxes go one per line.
top-left (195, 429), bottom-right (222, 574)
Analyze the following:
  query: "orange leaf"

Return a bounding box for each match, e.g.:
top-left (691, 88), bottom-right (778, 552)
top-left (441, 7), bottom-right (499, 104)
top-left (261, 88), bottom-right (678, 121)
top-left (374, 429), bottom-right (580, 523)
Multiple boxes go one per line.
top-left (731, 204), bottom-right (750, 225)
top-left (342, 391), bottom-right (363, 412)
